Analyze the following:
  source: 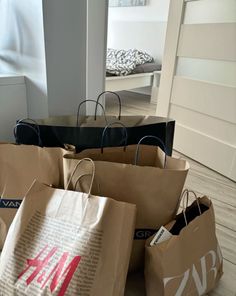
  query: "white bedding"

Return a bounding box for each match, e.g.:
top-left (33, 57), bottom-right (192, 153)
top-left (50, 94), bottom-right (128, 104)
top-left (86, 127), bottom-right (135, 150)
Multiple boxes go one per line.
top-left (106, 48), bottom-right (153, 76)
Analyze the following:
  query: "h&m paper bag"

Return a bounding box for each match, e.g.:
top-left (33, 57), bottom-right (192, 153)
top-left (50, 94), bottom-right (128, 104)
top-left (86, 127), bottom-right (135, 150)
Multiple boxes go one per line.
top-left (63, 143), bottom-right (189, 270)
top-left (145, 191), bottom-right (223, 296)
top-left (0, 159), bottom-right (136, 296)
top-left (0, 143), bottom-right (74, 249)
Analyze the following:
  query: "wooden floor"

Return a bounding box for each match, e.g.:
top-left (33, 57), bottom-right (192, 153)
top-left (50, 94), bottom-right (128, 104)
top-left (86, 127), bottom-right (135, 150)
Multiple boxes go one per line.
top-left (106, 91), bottom-right (236, 296)
top-left (105, 91), bottom-right (156, 117)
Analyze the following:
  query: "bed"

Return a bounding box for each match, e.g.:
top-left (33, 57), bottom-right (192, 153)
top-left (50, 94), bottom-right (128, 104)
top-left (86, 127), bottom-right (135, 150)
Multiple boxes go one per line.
top-left (106, 70), bottom-right (161, 103)
top-left (105, 48), bottom-right (161, 93)
top-left (106, 71), bottom-right (158, 91)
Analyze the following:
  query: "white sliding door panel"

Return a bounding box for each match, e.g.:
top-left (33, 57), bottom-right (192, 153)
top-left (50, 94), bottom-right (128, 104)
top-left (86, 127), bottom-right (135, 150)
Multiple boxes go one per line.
top-left (174, 124), bottom-right (236, 180)
top-left (178, 23), bottom-right (236, 62)
top-left (184, 0), bottom-right (236, 24)
top-left (176, 58), bottom-right (236, 87)
top-left (171, 77), bottom-right (236, 124)
top-left (157, 0), bottom-right (236, 180)
top-left (169, 105), bottom-right (236, 146)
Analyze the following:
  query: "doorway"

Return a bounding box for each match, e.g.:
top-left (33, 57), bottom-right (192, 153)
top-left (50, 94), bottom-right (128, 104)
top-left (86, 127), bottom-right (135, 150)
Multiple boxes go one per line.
top-left (104, 0), bottom-right (170, 117)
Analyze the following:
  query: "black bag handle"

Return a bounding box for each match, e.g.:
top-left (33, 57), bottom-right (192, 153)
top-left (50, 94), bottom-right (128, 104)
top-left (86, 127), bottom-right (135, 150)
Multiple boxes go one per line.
top-left (76, 99), bottom-right (108, 127)
top-left (134, 135), bottom-right (167, 166)
top-left (17, 118), bottom-right (40, 136)
top-left (95, 91), bottom-right (121, 120)
top-left (101, 121), bottom-right (128, 153)
top-left (14, 118), bottom-right (43, 147)
top-left (17, 118), bottom-right (39, 126)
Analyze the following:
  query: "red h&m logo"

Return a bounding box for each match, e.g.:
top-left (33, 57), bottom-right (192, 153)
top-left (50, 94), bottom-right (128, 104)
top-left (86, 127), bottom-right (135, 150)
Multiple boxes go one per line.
top-left (18, 245), bottom-right (81, 296)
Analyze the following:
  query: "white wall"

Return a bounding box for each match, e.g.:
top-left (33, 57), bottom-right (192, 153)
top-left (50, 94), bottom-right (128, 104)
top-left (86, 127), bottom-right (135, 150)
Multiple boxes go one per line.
top-left (107, 21), bottom-right (167, 63)
top-left (108, 0), bottom-right (170, 22)
top-left (0, 0), bottom-right (48, 118)
top-left (0, 75), bottom-right (27, 141)
top-left (86, 0), bottom-right (108, 115)
top-left (43, 0), bottom-right (108, 116)
top-left (176, 0), bottom-right (236, 87)
top-left (107, 0), bottom-right (170, 58)
top-left (43, 0), bottom-right (88, 116)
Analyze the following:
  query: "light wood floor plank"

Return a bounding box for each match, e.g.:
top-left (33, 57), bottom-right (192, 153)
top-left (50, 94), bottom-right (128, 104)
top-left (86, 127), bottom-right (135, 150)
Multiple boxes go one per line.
top-left (184, 165), bottom-right (236, 208)
top-left (174, 151), bottom-right (236, 189)
top-left (106, 91), bottom-right (156, 116)
top-left (211, 199), bottom-right (236, 231)
top-left (206, 260), bottom-right (236, 296)
top-left (204, 196), bottom-right (235, 232)
top-left (216, 225), bottom-right (236, 265)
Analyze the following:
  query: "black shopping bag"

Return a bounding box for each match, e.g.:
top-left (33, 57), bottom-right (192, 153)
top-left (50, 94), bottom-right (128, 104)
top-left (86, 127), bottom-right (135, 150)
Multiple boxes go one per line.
top-left (15, 92), bottom-right (175, 155)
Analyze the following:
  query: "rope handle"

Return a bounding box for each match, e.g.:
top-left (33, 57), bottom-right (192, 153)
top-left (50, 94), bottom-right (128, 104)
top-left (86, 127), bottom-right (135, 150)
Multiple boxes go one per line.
top-left (134, 135), bottom-right (167, 166)
top-left (180, 189), bottom-right (202, 226)
top-left (101, 121), bottom-right (128, 153)
top-left (14, 118), bottom-right (42, 147)
top-left (76, 99), bottom-right (108, 126)
top-left (66, 158), bottom-right (95, 196)
top-left (95, 91), bottom-right (121, 120)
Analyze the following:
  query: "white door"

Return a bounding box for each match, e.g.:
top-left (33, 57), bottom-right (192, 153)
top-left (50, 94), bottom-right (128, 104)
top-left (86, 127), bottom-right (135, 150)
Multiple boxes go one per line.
top-left (156, 0), bottom-right (236, 181)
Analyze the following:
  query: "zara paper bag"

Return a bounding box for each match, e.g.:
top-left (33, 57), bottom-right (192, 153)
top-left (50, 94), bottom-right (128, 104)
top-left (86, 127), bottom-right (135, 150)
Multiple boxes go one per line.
top-left (145, 190), bottom-right (223, 296)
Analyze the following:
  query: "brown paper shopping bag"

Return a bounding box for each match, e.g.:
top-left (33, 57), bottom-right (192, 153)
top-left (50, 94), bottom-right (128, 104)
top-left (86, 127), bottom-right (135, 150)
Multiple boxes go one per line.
top-left (63, 136), bottom-right (189, 270)
top-left (0, 143), bottom-right (74, 249)
top-left (145, 190), bottom-right (223, 296)
top-left (0, 159), bottom-right (136, 296)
